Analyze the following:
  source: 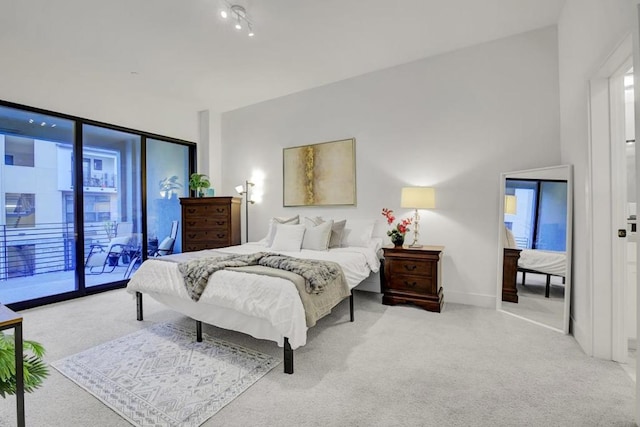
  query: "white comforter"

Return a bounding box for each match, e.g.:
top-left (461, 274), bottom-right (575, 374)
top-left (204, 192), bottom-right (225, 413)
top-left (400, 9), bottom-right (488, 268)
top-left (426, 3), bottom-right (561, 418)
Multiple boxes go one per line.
top-left (518, 249), bottom-right (566, 277)
top-left (126, 243), bottom-right (380, 349)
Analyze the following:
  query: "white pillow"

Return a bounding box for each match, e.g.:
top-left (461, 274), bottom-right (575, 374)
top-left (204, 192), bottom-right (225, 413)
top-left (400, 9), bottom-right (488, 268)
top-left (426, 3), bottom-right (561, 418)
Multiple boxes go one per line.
top-left (342, 219), bottom-right (375, 248)
top-left (302, 218), bottom-right (334, 251)
top-left (305, 216), bottom-right (346, 248)
top-left (263, 215), bottom-right (300, 246)
top-left (270, 224), bottom-right (306, 252)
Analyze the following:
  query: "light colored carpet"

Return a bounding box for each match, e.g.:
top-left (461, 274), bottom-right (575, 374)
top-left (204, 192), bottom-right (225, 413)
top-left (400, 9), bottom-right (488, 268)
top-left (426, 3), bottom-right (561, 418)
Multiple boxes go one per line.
top-left (502, 272), bottom-right (565, 330)
top-left (0, 289), bottom-right (635, 426)
top-left (51, 322), bottom-right (279, 427)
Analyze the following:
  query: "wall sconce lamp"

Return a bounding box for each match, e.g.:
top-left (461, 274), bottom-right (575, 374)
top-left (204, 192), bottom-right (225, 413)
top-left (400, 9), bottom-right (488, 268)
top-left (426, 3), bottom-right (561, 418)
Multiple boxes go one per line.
top-left (400, 187), bottom-right (436, 248)
top-left (504, 195), bottom-right (517, 215)
top-left (235, 180), bottom-right (255, 243)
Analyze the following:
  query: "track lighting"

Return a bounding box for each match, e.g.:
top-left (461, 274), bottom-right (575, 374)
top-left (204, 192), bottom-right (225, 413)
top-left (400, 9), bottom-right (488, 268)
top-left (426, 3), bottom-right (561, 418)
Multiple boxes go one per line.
top-left (220, 4), bottom-right (254, 37)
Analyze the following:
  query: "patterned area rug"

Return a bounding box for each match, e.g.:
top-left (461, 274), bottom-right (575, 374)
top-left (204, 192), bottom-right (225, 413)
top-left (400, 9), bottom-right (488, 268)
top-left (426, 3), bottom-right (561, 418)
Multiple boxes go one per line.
top-left (52, 323), bottom-right (280, 427)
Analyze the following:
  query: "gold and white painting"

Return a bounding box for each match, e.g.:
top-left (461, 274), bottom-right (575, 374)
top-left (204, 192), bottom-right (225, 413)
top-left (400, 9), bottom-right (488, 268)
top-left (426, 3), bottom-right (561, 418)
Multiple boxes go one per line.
top-left (283, 138), bottom-right (356, 206)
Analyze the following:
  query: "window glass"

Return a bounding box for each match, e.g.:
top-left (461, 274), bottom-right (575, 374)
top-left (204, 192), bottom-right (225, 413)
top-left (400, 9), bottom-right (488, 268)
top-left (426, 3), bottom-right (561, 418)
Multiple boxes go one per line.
top-left (5, 193), bottom-right (35, 228)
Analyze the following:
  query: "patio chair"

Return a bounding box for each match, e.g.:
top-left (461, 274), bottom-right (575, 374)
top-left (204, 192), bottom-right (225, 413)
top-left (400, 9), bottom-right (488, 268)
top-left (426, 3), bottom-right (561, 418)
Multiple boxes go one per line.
top-left (150, 220), bottom-right (179, 257)
top-left (85, 235), bottom-right (131, 274)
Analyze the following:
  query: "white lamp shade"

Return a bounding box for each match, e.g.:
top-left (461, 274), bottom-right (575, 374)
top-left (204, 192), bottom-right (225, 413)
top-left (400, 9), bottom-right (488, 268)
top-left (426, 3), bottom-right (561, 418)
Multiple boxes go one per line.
top-left (400, 187), bottom-right (435, 209)
top-left (504, 195), bottom-right (517, 215)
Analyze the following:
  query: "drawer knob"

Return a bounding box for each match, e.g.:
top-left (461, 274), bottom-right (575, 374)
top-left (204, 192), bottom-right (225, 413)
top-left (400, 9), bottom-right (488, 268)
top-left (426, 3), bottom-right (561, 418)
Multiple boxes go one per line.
top-left (217, 233), bottom-right (226, 238)
top-left (403, 265), bottom-right (417, 271)
top-left (187, 221), bottom-right (196, 226)
top-left (187, 208), bottom-right (196, 214)
top-left (188, 233), bottom-right (197, 239)
top-left (216, 208), bottom-right (225, 213)
top-left (404, 281), bottom-right (417, 288)
top-left (216, 221), bottom-right (225, 225)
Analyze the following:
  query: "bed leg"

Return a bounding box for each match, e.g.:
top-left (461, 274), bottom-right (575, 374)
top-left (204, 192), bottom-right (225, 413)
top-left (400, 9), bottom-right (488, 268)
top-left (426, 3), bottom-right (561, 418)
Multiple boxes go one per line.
top-left (196, 321), bottom-right (202, 342)
top-left (545, 275), bottom-right (551, 298)
top-left (349, 292), bottom-right (354, 322)
top-left (136, 292), bottom-right (143, 321)
top-left (284, 338), bottom-right (294, 374)
top-left (521, 271), bottom-right (526, 285)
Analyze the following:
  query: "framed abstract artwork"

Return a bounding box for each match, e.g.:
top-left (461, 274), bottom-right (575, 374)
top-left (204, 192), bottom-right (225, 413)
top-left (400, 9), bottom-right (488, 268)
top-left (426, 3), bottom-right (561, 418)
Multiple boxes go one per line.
top-left (283, 138), bottom-right (356, 207)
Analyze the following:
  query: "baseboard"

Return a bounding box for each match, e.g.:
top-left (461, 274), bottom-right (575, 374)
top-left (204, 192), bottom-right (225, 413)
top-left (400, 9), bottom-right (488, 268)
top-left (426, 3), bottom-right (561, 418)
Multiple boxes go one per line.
top-left (444, 290), bottom-right (496, 308)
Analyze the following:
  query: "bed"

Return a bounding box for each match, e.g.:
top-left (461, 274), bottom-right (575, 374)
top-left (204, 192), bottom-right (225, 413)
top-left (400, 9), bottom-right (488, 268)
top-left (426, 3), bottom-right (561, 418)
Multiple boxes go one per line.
top-left (517, 249), bottom-right (566, 298)
top-left (127, 218), bottom-right (382, 374)
top-left (502, 226), bottom-right (566, 301)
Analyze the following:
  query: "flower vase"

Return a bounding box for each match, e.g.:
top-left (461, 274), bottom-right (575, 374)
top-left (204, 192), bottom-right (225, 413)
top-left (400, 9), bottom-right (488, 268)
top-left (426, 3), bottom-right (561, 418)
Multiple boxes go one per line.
top-left (391, 234), bottom-right (404, 248)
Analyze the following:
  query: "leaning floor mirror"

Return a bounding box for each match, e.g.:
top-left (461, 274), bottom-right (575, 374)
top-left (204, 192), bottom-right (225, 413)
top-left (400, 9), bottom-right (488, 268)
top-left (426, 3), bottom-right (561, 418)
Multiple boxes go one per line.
top-left (496, 165), bottom-right (573, 334)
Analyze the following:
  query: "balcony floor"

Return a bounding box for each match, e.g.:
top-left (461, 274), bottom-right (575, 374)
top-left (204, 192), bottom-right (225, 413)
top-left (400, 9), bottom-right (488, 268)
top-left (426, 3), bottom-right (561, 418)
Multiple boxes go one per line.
top-left (0, 264), bottom-right (132, 304)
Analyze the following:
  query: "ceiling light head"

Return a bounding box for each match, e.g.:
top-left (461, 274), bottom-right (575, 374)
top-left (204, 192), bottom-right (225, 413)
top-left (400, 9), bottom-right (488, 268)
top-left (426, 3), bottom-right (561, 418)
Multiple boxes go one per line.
top-left (222, 4), bottom-right (254, 37)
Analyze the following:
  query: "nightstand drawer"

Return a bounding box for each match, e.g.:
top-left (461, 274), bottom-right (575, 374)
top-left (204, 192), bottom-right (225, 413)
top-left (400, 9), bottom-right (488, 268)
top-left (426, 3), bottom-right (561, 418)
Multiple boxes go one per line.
top-left (388, 274), bottom-right (434, 294)
top-left (388, 259), bottom-right (433, 277)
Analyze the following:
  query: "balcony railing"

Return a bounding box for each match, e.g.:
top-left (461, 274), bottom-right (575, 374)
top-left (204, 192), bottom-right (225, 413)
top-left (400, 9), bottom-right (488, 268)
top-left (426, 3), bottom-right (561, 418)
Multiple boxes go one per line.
top-left (0, 222), bottom-right (115, 280)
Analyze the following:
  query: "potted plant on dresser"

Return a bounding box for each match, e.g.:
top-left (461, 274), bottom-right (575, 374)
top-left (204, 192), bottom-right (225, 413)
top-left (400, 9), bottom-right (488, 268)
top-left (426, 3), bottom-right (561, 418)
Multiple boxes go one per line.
top-left (188, 173), bottom-right (211, 198)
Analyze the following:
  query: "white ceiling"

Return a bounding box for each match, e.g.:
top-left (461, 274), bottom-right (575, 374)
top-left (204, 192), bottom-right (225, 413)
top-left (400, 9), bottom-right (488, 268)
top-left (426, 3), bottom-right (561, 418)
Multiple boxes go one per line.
top-left (0, 0), bottom-right (565, 113)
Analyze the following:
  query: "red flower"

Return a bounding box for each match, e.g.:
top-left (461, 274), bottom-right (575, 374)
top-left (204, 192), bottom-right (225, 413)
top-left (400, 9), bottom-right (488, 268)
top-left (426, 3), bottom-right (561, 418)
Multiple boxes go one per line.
top-left (381, 208), bottom-right (412, 236)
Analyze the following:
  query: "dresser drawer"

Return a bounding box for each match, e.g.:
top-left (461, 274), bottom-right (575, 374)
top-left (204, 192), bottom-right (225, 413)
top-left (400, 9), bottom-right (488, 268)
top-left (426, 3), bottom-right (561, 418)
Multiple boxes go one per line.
top-left (183, 242), bottom-right (230, 252)
top-left (183, 204), bottom-right (230, 218)
top-left (184, 230), bottom-right (230, 242)
top-left (387, 258), bottom-right (433, 277)
top-left (183, 217), bottom-right (229, 230)
top-left (388, 274), bottom-right (435, 294)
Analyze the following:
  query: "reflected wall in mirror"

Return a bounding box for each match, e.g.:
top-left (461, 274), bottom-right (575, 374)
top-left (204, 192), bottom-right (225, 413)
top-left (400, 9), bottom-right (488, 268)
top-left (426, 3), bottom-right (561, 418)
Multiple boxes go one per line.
top-left (497, 165), bottom-right (573, 334)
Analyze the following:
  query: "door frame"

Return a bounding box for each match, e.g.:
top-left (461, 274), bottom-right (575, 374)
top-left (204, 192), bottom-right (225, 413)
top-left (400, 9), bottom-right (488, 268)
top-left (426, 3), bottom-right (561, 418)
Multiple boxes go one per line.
top-left (610, 54), bottom-right (634, 363)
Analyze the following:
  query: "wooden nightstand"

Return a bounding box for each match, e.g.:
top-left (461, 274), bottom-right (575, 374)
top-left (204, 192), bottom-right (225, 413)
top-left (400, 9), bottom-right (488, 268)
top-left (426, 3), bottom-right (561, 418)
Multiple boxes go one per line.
top-left (381, 245), bottom-right (444, 312)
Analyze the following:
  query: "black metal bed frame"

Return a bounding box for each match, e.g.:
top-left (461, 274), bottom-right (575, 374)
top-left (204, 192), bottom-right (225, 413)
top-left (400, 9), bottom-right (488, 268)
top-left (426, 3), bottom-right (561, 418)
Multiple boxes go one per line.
top-left (518, 267), bottom-right (565, 298)
top-left (135, 291), bottom-right (355, 374)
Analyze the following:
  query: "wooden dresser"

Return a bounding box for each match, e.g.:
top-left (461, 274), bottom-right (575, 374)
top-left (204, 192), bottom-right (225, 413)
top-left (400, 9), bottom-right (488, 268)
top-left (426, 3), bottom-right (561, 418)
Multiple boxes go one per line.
top-left (180, 197), bottom-right (241, 252)
top-left (381, 245), bottom-right (444, 312)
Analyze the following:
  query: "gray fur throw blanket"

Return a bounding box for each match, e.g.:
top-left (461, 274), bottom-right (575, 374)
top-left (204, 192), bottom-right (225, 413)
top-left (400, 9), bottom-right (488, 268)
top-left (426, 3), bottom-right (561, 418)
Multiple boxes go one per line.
top-left (178, 252), bottom-right (342, 302)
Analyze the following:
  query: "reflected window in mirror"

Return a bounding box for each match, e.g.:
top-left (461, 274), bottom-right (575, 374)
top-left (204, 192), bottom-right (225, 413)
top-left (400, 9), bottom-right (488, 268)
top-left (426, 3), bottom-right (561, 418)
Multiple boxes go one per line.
top-left (505, 179), bottom-right (567, 251)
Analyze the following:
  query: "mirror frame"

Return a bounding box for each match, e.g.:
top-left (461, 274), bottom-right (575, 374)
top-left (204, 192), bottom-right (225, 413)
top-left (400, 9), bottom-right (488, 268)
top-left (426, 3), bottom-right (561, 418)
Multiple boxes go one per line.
top-left (496, 164), bottom-right (573, 334)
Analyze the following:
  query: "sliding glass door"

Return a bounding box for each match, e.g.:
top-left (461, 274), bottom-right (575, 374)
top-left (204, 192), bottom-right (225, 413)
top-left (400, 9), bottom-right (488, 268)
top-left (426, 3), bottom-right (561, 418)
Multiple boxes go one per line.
top-left (145, 138), bottom-right (190, 258)
top-left (0, 99), bottom-right (195, 310)
top-left (82, 125), bottom-right (141, 288)
top-left (0, 105), bottom-right (76, 304)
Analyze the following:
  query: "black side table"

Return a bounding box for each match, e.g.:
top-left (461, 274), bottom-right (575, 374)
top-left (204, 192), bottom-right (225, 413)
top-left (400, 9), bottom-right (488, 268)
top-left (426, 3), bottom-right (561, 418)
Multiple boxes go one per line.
top-left (0, 305), bottom-right (24, 427)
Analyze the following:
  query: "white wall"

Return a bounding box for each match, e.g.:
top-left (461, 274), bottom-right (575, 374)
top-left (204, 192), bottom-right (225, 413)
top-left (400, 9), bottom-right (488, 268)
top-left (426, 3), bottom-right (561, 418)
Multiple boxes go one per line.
top-left (557, 0), bottom-right (636, 357)
top-left (220, 27), bottom-right (561, 307)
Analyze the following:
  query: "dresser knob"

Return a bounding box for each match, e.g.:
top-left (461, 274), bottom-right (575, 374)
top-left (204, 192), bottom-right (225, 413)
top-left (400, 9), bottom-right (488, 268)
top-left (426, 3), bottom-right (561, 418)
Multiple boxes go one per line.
top-left (216, 221), bottom-right (225, 225)
top-left (188, 221), bottom-right (196, 226)
top-left (404, 281), bottom-right (417, 288)
top-left (404, 265), bottom-right (417, 271)
top-left (216, 208), bottom-right (225, 213)
top-left (217, 233), bottom-right (226, 238)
